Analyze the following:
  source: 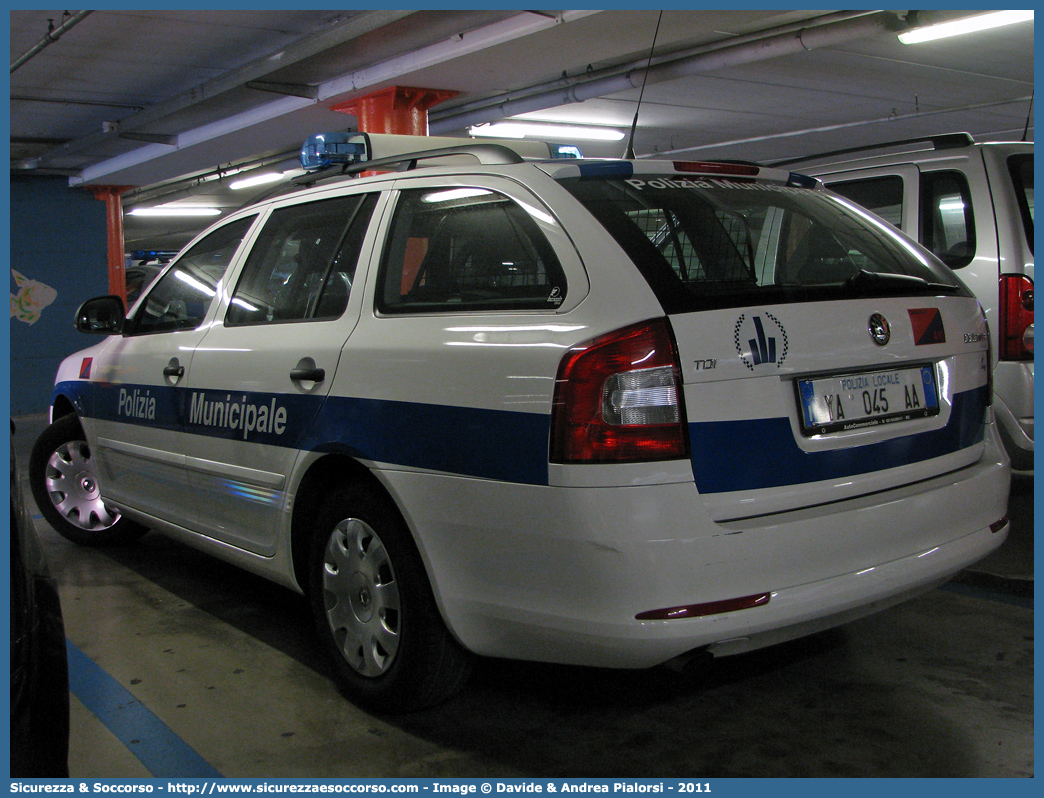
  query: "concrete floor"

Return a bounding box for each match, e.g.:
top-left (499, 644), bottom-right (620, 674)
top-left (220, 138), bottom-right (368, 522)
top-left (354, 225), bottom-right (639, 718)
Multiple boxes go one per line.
top-left (13, 414), bottom-right (1034, 779)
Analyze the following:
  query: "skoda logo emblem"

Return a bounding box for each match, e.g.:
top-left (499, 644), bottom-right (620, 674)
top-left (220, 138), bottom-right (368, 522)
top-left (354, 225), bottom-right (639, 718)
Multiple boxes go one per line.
top-left (868, 313), bottom-right (890, 346)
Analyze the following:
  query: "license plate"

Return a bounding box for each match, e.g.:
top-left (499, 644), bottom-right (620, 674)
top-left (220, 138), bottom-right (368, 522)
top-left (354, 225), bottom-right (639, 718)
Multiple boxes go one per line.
top-left (797, 365), bottom-right (939, 436)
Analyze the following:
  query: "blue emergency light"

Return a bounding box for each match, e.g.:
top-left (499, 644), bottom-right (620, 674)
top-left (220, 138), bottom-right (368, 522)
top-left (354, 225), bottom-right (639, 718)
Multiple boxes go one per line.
top-left (300, 133), bottom-right (369, 171)
top-left (551, 144), bottom-right (583, 159)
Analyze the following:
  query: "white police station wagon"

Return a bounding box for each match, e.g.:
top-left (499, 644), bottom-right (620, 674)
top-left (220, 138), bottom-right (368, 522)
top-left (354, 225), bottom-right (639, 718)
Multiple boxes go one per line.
top-left (31, 133), bottom-right (1011, 712)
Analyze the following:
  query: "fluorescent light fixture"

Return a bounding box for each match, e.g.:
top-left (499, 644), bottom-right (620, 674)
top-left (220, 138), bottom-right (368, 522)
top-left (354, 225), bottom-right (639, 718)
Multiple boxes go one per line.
top-left (469, 122), bottom-right (625, 141)
top-left (229, 172), bottom-right (285, 190)
top-left (128, 206), bottom-right (222, 217)
top-left (899, 10), bottom-right (1033, 44)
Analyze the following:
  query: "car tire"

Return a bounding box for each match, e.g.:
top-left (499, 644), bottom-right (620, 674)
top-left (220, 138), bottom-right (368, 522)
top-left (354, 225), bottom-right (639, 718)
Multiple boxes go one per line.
top-left (308, 481), bottom-right (472, 713)
top-left (29, 414), bottom-right (147, 547)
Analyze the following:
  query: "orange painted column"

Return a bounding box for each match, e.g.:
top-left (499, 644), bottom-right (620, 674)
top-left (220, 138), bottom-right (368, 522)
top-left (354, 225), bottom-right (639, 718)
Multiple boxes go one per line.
top-left (90, 186), bottom-right (132, 302)
top-left (330, 86), bottom-right (458, 136)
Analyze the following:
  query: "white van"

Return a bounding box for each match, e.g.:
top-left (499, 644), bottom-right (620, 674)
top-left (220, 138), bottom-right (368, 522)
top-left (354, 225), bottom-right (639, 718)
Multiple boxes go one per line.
top-left (32, 134), bottom-right (1010, 711)
top-left (783, 134), bottom-right (1034, 471)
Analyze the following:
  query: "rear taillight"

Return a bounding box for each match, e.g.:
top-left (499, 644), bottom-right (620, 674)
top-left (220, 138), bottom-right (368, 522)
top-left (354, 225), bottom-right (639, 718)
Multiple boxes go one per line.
top-left (550, 319), bottom-right (688, 463)
top-left (998, 274), bottom-right (1034, 361)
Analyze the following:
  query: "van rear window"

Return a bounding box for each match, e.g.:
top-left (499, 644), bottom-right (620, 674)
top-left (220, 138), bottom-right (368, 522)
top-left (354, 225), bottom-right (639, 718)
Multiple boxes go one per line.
top-left (558, 176), bottom-right (968, 312)
top-left (1008, 153), bottom-right (1034, 254)
top-left (828, 175), bottom-right (904, 229)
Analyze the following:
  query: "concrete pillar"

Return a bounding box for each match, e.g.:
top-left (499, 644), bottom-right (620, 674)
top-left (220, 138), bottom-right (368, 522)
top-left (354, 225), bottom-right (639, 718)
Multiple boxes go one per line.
top-left (330, 86), bottom-right (458, 136)
top-left (90, 186), bottom-right (132, 302)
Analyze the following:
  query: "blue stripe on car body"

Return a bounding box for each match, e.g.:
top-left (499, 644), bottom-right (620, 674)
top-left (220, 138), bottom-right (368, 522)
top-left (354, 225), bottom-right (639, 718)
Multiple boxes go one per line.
top-left (55, 380), bottom-right (986, 494)
top-left (689, 387), bottom-right (988, 494)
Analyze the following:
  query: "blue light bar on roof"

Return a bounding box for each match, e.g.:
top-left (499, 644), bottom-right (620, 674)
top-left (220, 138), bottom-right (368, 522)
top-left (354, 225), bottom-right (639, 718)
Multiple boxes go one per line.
top-left (576, 161), bottom-right (634, 178)
top-left (551, 144), bottom-right (583, 159)
top-left (300, 133), bottom-right (369, 171)
top-left (787, 172), bottom-right (820, 189)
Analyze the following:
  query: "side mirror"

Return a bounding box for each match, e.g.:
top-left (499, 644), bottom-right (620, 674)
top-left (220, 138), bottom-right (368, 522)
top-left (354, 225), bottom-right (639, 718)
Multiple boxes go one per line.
top-left (74, 295), bottom-right (126, 335)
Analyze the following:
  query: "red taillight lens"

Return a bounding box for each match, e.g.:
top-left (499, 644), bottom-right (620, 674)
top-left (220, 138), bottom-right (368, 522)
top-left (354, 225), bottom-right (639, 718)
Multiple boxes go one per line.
top-left (636, 592), bottom-right (771, 621)
top-left (550, 319), bottom-right (688, 463)
top-left (998, 274), bottom-right (1034, 361)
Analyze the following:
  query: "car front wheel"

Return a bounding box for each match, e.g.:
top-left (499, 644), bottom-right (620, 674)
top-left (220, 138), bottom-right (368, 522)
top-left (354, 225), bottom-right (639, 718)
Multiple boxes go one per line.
top-left (308, 481), bottom-right (472, 713)
top-left (28, 414), bottom-right (147, 546)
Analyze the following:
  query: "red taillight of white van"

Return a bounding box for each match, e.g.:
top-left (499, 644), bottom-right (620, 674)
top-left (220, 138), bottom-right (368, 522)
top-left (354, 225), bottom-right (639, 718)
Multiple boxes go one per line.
top-left (550, 319), bottom-right (688, 463)
top-left (998, 274), bottom-right (1034, 361)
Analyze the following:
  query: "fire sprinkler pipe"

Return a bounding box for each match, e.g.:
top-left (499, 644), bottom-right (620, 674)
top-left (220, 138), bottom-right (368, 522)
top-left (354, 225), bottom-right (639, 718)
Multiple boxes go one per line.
top-left (429, 11), bottom-right (906, 136)
top-left (430, 10), bottom-right (875, 123)
top-left (11, 10), bottom-right (94, 74)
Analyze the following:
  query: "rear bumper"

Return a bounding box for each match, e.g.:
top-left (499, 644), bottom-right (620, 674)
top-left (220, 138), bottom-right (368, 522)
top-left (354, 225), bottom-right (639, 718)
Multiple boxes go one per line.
top-left (387, 423), bottom-right (1011, 669)
top-left (703, 516), bottom-right (1007, 659)
top-left (994, 398), bottom-right (1033, 471)
top-left (457, 513), bottom-right (1007, 669)
top-left (993, 361), bottom-right (1033, 471)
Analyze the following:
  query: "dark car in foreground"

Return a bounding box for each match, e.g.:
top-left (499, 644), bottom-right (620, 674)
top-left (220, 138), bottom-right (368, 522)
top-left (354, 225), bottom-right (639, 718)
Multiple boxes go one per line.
top-left (11, 420), bottom-right (70, 777)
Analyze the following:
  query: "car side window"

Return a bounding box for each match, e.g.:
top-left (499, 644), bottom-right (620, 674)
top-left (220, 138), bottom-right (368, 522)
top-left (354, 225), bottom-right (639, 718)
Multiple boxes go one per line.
top-left (920, 170), bottom-right (976, 269)
top-left (828, 176), bottom-right (905, 229)
top-left (128, 215), bottom-right (255, 336)
top-left (377, 187), bottom-right (567, 314)
top-left (226, 193), bottom-right (377, 326)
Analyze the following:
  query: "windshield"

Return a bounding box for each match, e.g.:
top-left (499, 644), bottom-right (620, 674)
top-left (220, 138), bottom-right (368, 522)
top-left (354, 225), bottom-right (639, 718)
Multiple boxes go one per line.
top-left (558, 175), bottom-right (969, 312)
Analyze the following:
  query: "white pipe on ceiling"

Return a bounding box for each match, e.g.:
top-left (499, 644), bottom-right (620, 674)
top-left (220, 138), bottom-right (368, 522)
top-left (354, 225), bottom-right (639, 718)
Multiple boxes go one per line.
top-left (428, 11), bottom-right (906, 136)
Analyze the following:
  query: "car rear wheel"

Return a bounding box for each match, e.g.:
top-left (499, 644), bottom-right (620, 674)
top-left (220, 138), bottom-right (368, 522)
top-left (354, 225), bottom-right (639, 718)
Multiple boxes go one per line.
top-left (29, 414), bottom-right (147, 546)
top-left (308, 481), bottom-right (472, 713)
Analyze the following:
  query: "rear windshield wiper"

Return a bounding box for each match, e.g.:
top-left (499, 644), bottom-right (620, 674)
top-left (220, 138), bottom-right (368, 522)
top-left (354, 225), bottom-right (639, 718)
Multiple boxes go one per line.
top-left (842, 269), bottom-right (962, 296)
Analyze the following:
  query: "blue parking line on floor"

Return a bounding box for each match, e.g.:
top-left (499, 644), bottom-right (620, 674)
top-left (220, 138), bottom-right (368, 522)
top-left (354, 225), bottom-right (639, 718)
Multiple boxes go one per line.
top-left (66, 640), bottom-right (223, 778)
top-left (940, 580), bottom-right (1033, 609)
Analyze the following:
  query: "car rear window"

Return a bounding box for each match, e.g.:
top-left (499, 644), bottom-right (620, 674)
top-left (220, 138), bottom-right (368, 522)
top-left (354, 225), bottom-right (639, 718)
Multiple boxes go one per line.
top-left (558, 175), bottom-right (968, 312)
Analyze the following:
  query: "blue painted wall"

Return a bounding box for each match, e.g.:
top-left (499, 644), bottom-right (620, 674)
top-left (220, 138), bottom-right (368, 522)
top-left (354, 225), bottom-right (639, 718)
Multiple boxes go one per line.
top-left (10, 176), bottom-right (110, 415)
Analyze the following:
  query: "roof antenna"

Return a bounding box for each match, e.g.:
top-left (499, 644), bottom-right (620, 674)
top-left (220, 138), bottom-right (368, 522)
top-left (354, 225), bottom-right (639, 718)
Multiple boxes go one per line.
top-left (1021, 90), bottom-right (1033, 141)
top-left (624, 10), bottom-right (664, 160)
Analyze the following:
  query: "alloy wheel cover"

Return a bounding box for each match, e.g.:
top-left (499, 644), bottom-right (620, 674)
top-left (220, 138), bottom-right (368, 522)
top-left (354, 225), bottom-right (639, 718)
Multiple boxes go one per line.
top-left (322, 518), bottom-right (402, 678)
top-left (44, 440), bottom-right (122, 530)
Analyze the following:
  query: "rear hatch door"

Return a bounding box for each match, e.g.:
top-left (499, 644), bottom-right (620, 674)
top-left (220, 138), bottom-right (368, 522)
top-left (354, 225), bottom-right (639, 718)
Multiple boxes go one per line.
top-left (553, 162), bottom-right (991, 518)
top-left (671, 294), bottom-right (990, 519)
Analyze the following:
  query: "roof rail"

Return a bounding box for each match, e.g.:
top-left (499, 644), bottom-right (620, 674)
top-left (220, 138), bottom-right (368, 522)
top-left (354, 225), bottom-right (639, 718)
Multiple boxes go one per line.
top-left (770, 132), bottom-right (976, 168)
top-left (288, 139), bottom-right (533, 190)
top-left (346, 142), bottom-right (526, 174)
top-left (245, 133), bottom-right (555, 204)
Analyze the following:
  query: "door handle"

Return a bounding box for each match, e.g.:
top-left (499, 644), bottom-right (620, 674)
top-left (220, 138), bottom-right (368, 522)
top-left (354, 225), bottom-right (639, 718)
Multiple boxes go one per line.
top-left (290, 367), bottom-right (325, 383)
top-left (163, 359), bottom-right (185, 379)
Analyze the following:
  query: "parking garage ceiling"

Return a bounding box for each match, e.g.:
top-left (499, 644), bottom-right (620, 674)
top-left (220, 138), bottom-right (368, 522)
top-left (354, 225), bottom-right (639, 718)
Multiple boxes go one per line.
top-left (10, 8), bottom-right (1035, 252)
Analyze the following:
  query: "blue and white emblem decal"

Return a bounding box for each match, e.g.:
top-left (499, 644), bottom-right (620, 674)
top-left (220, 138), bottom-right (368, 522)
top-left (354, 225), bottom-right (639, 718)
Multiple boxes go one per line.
top-left (735, 312), bottom-right (788, 370)
top-left (868, 313), bottom-right (891, 346)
